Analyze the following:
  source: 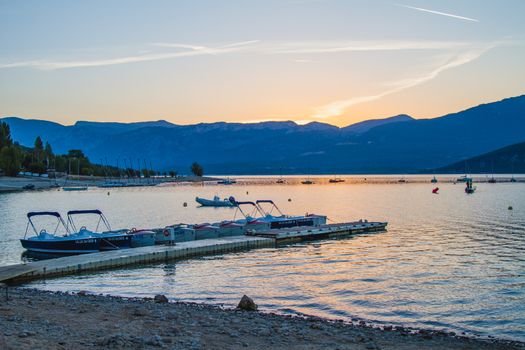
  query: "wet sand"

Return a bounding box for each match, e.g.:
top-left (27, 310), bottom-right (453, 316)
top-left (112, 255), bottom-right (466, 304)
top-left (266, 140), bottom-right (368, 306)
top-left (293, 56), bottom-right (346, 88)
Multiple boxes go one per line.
top-left (1, 288), bottom-right (523, 349)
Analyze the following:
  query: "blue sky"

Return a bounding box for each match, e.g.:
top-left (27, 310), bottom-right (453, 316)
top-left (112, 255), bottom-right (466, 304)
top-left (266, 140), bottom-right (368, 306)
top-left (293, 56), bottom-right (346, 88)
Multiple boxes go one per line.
top-left (0, 0), bottom-right (524, 126)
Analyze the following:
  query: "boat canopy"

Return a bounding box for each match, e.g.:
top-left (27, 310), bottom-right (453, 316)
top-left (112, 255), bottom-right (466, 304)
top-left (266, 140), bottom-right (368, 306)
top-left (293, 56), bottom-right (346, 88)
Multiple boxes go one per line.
top-left (233, 201), bottom-right (265, 220)
top-left (25, 212), bottom-right (70, 238)
top-left (67, 209), bottom-right (103, 215)
top-left (66, 209), bottom-right (112, 233)
top-left (27, 211), bottom-right (61, 218)
top-left (255, 200), bottom-right (284, 217)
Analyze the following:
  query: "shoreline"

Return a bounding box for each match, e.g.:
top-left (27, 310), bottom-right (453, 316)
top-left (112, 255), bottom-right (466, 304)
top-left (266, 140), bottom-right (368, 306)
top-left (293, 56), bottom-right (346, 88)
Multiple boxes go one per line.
top-left (2, 174), bottom-right (523, 193)
top-left (0, 175), bottom-right (221, 193)
top-left (1, 288), bottom-right (523, 349)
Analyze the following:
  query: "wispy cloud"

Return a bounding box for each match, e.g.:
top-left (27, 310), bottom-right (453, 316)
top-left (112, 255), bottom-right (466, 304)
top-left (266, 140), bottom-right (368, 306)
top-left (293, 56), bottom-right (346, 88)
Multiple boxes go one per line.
top-left (397, 4), bottom-right (479, 22)
top-left (0, 40), bottom-right (259, 70)
top-left (311, 46), bottom-right (493, 119)
top-left (267, 40), bottom-right (468, 54)
top-left (1, 39), bottom-right (478, 70)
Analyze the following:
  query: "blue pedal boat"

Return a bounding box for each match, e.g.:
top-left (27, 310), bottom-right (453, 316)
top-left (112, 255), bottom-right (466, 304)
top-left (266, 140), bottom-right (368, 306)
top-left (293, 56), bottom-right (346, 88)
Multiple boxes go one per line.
top-left (66, 209), bottom-right (132, 251)
top-left (20, 212), bottom-right (100, 254)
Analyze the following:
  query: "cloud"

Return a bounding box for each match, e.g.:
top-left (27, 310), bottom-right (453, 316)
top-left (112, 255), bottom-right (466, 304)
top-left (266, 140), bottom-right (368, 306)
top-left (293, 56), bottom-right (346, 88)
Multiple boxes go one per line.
top-left (311, 46), bottom-right (493, 119)
top-left (266, 40), bottom-right (468, 54)
top-left (397, 4), bottom-right (479, 22)
top-left (0, 40), bottom-right (259, 70)
top-left (1, 39), bottom-right (479, 71)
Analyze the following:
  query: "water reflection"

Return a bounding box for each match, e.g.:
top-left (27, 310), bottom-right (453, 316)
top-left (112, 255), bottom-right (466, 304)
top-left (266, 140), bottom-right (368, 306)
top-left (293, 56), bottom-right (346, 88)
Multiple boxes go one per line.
top-left (0, 180), bottom-right (524, 340)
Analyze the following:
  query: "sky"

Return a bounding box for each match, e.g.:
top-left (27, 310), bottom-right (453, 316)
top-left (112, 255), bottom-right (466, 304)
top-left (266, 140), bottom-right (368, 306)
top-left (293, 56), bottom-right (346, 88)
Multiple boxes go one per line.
top-left (0, 0), bottom-right (524, 127)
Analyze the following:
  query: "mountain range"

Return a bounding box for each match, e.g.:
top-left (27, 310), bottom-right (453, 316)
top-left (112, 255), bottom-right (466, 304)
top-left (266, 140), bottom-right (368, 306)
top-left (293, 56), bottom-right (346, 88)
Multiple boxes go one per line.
top-left (2, 95), bottom-right (525, 174)
top-left (434, 141), bottom-right (525, 174)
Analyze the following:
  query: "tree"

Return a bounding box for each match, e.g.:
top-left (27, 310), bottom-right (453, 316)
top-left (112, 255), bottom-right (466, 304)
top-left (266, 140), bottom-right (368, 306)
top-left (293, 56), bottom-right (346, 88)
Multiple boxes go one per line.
top-left (169, 170), bottom-right (176, 177)
top-left (190, 162), bottom-right (203, 177)
top-left (0, 121), bottom-right (13, 150)
top-left (67, 149), bottom-right (86, 159)
top-left (34, 136), bottom-right (44, 162)
top-left (0, 146), bottom-right (21, 176)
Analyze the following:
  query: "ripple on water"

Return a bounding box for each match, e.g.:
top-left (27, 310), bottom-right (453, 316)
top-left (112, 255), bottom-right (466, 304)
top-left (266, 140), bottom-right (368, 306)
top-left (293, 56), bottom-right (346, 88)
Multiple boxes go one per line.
top-left (0, 182), bottom-right (523, 341)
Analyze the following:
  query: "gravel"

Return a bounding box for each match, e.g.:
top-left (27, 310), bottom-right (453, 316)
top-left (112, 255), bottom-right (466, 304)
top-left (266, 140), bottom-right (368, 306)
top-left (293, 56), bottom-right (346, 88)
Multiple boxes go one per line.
top-left (0, 288), bottom-right (523, 350)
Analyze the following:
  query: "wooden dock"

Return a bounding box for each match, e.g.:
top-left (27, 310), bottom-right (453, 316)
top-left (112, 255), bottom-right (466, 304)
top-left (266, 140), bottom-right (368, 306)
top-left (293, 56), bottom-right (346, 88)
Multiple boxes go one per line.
top-left (0, 221), bottom-right (387, 284)
top-left (249, 221), bottom-right (388, 244)
top-left (0, 236), bottom-right (273, 284)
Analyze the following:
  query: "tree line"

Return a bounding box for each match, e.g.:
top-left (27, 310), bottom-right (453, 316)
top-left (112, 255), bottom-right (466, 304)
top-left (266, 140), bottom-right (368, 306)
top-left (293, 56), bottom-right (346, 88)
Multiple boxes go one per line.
top-left (0, 121), bottom-right (204, 178)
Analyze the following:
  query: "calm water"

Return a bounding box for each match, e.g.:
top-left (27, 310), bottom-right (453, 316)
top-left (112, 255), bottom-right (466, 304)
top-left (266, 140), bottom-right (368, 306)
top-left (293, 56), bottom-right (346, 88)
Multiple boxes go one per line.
top-left (1, 177), bottom-right (525, 340)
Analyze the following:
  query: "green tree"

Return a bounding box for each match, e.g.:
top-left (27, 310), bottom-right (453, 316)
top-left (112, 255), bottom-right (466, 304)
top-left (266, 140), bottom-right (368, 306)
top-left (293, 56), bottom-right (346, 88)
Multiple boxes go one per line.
top-left (0, 121), bottom-right (13, 150)
top-left (0, 145), bottom-right (21, 176)
top-left (67, 149), bottom-right (85, 159)
top-left (34, 136), bottom-right (44, 162)
top-left (190, 162), bottom-right (204, 177)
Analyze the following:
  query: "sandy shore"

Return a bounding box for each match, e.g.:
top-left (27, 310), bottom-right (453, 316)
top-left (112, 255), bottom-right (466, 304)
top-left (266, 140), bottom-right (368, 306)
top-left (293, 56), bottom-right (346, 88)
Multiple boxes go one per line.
top-left (0, 288), bottom-right (522, 350)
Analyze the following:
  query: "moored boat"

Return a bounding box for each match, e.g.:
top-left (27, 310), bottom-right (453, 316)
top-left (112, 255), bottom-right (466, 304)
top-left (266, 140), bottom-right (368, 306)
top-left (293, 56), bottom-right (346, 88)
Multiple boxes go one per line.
top-left (195, 195), bottom-right (235, 207)
top-left (217, 178), bottom-right (237, 185)
top-left (20, 212), bottom-right (100, 254)
top-left (66, 210), bottom-right (132, 250)
top-left (465, 179), bottom-right (476, 194)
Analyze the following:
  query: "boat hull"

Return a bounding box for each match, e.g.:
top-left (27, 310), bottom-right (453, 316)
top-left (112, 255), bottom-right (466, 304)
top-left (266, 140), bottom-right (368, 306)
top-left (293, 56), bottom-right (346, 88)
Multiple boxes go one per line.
top-left (98, 234), bottom-right (132, 250)
top-left (20, 237), bottom-right (100, 254)
top-left (195, 197), bottom-right (234, 207)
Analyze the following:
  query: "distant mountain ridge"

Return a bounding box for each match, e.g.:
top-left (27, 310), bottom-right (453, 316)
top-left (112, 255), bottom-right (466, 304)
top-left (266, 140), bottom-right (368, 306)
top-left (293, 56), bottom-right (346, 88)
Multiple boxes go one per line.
top-left (2, 94), bottom-right (525, 174)
top-left (433, 141), bottom-right (525, 174)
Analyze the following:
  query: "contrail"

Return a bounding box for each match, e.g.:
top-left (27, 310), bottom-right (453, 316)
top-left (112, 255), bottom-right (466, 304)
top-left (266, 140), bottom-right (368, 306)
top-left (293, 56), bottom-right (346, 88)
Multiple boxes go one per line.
top-left (397, 4), bottom-right (479, 22)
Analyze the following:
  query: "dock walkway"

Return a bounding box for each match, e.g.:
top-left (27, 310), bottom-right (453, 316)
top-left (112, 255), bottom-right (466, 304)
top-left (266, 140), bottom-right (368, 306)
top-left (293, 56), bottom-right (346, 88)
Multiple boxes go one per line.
top-left (250, 221), bottom-right (387, 243)
top-left (0, 221), bottom-right (387, 284)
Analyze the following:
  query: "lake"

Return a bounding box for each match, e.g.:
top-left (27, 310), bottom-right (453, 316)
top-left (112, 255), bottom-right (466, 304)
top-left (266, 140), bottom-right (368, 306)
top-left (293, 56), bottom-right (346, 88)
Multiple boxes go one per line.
top-left (1, 176), bottom-right (524, 341)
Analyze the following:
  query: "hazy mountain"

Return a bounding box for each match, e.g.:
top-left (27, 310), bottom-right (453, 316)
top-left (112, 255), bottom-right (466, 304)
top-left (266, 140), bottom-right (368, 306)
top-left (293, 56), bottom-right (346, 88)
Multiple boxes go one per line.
top-left (433, 141), bottom-right (525, 174)
top-left (2, 94), bottom-right (525, 174)
top-left (341, 114), bottom-right (414, 134)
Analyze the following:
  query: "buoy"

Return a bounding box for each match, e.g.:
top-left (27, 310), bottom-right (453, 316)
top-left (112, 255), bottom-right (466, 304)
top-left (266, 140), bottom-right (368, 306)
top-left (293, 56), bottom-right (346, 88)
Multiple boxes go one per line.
top-left (508, 206), bottom-right (513, 210)
top-left (246, 191), bottom-right (249, 195)
top-left (288, 198), bottom-right (292, 202)
top-left (183, 202), bottom-right (187, 207)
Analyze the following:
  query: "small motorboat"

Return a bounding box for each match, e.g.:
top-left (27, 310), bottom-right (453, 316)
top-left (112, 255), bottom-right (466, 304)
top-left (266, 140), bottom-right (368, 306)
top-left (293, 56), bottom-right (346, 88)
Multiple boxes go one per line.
top-left (432, 187), bottom-right (439, 194)
top-left (465, 179), bottom-right (476, 194)
top-left (329, 176), bottom-right (345, 183)
top-left (456, 175), bottom-right (471, 183)
top-left (302, 179), bottom-right (314, 185)
top-left (195, 195), bottom-right (235, 207)
top-left (217, 178), bottom-right (237, 185)
top-left (276, 177), bottom-right (285, 184)
top-left (232, 200), bottom-right (327, 232)
top-left (20, 212), bottom-right (100, 254)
